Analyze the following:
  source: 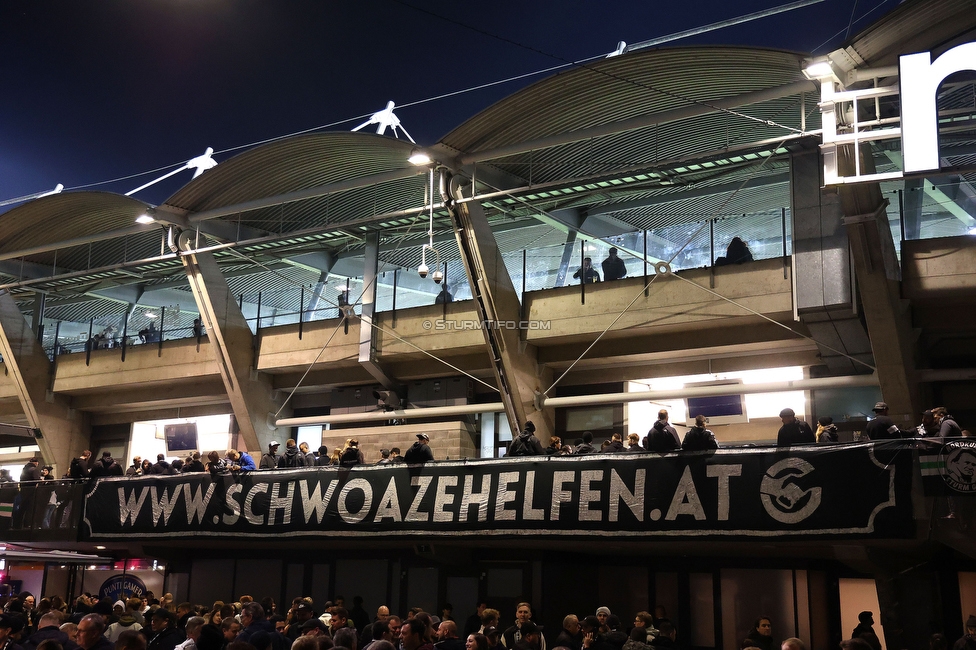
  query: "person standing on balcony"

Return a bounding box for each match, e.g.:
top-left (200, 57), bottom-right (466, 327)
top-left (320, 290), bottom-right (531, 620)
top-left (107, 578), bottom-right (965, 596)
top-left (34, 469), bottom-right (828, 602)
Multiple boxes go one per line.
top-left (644, 411), bottom-right (680, 452)
top-left (776, 409), bottom-right (814, 446)
top-left (864, 402), bottom-right (901, 440)
top-left (404, 434), bottom-right (434, 463)
top-left (602, 248), bottom-right (627, 281)
top-left (573, 258), bottom-right (601, 284)
top-left (260, 441), bottom-right (281, 470)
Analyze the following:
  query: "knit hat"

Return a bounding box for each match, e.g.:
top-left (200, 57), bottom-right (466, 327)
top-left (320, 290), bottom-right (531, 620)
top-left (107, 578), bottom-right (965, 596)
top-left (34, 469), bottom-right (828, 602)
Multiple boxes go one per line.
top-left (596, 607), bottom-right (611, 617)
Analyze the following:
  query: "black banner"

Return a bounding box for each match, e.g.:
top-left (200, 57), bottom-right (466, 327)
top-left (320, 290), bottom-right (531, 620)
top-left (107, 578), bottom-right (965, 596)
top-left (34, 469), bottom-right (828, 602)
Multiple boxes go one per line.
top-left (82, 442), bottom-right (915, 540)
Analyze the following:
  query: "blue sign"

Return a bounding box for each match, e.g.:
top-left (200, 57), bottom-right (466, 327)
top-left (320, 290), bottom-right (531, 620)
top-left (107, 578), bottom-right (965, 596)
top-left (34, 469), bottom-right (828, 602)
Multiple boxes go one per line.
top-left (98, 574), bottom-right (147, 601)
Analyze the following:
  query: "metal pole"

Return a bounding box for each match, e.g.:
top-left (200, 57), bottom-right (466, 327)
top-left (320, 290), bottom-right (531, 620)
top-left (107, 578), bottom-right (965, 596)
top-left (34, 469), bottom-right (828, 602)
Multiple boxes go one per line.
top-left (85, 318), bottom-right (93, 366)
top-left (580, 241), bottom-right (585, 305)
top-left (120, 313), bottom-right (128, 362)
top-left (782, 207), bottom-right (788, 279)
top-left (392, 269), bottom-right (398, 328)
top-left (299, 285), bottom-right (304, 340)
top-left (898, 189), bottom-right (906, 247)
top-left (53, 321), bottom-right (61, 360)
top-left (643, 230), bottom-right (648, 297)
top-left (157, 307), bottom-right (165, 356)
top-left (256, 291), bottom-right (262, 332)
top-left (522, 249), bottom-right (527, 297)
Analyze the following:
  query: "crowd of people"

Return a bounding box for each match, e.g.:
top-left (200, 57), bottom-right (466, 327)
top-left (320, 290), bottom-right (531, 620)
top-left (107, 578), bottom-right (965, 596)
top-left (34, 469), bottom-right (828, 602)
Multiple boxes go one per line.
top-left (0, 591), bottom-right (971, 650)
top-left (9, 400), bottom-right (970, 485)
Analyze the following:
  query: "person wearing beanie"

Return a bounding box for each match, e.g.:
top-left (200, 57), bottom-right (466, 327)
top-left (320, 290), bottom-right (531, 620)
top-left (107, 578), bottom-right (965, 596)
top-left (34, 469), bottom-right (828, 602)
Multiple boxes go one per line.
top-left (952, 615), bottom-right (976, 650)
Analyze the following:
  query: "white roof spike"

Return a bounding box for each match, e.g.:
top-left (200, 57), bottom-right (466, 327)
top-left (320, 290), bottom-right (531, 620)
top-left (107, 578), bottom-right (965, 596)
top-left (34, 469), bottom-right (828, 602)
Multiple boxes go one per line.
top-left (351, 100), bottom-right (416, 143)
top-left (606, 41), bottom-right (627, 58)
top-left (187, 147), bottom-right (218, 179)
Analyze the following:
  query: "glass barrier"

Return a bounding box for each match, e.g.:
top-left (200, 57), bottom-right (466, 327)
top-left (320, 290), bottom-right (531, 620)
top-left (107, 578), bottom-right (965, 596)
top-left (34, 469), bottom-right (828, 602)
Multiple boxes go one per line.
top-left (0, 480), bottom-right (85, 542)
top-left (37, 208), bottom-right (797, 356)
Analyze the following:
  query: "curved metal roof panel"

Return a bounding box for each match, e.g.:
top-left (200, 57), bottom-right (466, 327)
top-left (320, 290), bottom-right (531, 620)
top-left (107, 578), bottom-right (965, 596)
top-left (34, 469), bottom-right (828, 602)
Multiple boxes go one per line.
top-left (163, 132), bottom-right (420, 214)
top-left (439, 46), bottom-right (809, 168)
top-left (0, 192), bottom-right (150, 256)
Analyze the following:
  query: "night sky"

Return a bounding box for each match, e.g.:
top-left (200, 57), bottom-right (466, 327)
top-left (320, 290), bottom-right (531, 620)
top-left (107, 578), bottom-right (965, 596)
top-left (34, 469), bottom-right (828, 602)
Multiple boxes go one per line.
top-left (0, 0), bottom-right (902, 210)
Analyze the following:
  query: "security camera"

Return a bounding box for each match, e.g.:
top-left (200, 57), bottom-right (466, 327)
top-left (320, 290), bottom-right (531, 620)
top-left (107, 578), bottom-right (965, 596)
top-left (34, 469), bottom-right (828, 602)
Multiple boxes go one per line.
top-left (418, 262), bottom-right (429, 279)
top-left (432, 270), bottom-right (444, 284)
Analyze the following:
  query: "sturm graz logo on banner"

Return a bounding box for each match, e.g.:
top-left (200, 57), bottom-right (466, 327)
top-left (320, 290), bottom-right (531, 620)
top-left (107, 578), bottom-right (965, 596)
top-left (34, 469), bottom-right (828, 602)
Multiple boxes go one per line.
top-left (941, 441), bottom-right (976, 493)
top-left (81, 442), bottom-right (914, 540)
top-left (760, 458), bottom-right (823, 524)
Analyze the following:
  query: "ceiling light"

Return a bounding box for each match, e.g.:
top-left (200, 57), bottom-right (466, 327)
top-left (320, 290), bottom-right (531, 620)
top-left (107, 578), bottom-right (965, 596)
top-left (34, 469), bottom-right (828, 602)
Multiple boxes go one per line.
top-left (144, 312), bottom-right (158, 319)
top-left (95, 546), bottom-right (106, 550)
top-left (408, 150), bottom-right (432, 166)
top-left (135, 213), bottom-right (155, 224)
top-left (803, 61), bottom-right (834, 80)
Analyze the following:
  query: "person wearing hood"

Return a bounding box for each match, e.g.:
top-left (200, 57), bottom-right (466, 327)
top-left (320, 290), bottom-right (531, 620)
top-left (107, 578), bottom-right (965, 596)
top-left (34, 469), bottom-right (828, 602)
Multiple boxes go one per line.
top-left (816, 416), bottom-right (839, 443)
top-left (575, 432), bottom-right (597, 455)
top-left (20, 458), bottom-right (41, 482)
top-left (404, 434), bottom-right (435, 463)
top-left (643, 411), bottom-right (680, 452)
top-left (953, 615), bottom-right (976, 650)
top-left (277, 440), bottom-right (307, 469)
top-left (90, 452), bottom-right (123, 478)
top-left (23, 612), bottom-right (79, 650)
top-left (507, 422), bottom-right (545, 456)
top-left (106, 604), bottom-right (143, 643)
top-left (682, 415), bottom-right (718, 451)
top-left (601, 434), bottom-right (626, 453)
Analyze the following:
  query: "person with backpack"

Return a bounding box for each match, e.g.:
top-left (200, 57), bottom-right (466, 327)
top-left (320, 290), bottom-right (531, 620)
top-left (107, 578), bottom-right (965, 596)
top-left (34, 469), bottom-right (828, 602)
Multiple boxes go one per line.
top-left (69, 450), bottom-right (92, 480)
top-left (507, 422), bottom-right (545, 456)
top-left (277, 439), bottom-right (307, 469)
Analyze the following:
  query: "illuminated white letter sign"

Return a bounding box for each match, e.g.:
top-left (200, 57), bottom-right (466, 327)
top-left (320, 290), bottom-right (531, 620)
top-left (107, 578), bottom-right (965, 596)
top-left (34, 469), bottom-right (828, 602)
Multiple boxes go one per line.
top-left (900, 42), bottom-right (976, 173)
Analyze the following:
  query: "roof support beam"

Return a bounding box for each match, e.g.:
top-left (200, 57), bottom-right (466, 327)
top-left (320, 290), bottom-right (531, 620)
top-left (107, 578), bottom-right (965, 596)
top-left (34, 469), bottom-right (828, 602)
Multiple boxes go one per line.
top-left (358, 231), bottom-right (400, 392)
top-left (181, 249), bottom-right (287, 453)
top-left (0, 291), bottom-right (87, 475)
top-left (446, 174), bottom-right (553, 439)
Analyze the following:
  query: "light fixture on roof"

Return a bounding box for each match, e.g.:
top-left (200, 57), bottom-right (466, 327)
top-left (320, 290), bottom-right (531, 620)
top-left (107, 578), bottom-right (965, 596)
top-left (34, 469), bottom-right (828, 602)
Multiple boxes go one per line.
top-left (408, 149), bottom-right (432, 166)
top-left (803, 59), bottom-right (836, 81)
top-left (135, 209), bottom-right (156, 224)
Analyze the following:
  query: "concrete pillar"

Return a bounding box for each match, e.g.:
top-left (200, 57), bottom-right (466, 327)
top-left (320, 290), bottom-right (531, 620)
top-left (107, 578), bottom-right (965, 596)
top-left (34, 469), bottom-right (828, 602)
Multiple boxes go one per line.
top-left (0, 291), bottom-right (87, 475)
top-left (181, 250), bottom-right (287, 453)
top-left (359, 231), bottom-right (399, 391)
top-left (446, 175), bottom-right (553, 439)
top-left (838, 150), bottom-right (920, 422)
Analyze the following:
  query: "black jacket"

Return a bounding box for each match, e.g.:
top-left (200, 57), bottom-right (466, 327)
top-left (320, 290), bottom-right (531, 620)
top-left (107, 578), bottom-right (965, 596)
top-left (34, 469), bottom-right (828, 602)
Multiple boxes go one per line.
top-left (601, 440), bottom-right (626, 453)
top-left (147, 627), bottom-right (184, 650)
top-left (23, 626), bottom-right (80, 650)
top-left (777, 419), bottom-right (815, 446)
top-left (90, 456), bottom-right (123, 478)
top-left (817, 424), bottom-right (839, 443)
top-left (20, 463), bottom-right (41, 482)
top-left (644, 421), bottom-right (680, 452)
top-left (508, 431), bottom-right (545, 456)
top-left (575, 442), bottom-right (597, 455)
top-left (681, 426), bottom-right (717, 451)
top-left (404, 441), bottom-right (434, 463)
top-left (277, 447), bottom-right (307, 468)
top-left (339, 447), bottom-right (365, 467)
top-left (153, 460), bottom-right (176, 475)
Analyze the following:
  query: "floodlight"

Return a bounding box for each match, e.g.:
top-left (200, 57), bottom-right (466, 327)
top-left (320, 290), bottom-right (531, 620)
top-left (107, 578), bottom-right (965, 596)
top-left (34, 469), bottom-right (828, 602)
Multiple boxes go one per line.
top-left (803, 61), bottom-right (834, 80)
top-left (408, 150), bottom-right (432, 166)
top-left (135, 213), bottom-right (156, 224)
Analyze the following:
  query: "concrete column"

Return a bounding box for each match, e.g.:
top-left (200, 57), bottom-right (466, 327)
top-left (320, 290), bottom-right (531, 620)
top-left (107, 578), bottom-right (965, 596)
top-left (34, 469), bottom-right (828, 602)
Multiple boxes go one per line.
top-left (31, 294), bottom-right (45, 342)
top-left (446, 175), bottom-right (553, 439)
top-left (181, 250), bottom-right (287, 453)
top-left (359, 231), bottom-right (398, 391)
top-left (0, 291), bottom-right (87, 475)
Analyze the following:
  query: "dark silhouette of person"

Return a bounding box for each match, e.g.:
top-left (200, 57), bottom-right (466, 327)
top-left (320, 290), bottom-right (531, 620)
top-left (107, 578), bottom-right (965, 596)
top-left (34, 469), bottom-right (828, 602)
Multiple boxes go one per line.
top-left (435, 284), bottom-right (453, 304)
top-left (601, 248), bottom-right (627, 281)
top-left (714, 237), bottom-right (754, 266)
top-left (573, 257), bottom-right (601, 284)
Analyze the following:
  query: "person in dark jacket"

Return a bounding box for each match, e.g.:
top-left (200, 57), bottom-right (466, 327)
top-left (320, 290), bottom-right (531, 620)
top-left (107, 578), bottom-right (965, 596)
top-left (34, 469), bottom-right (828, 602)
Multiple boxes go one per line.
top-left (277, 440), bottom-right (307, 469)
top-left (864, 402), bottom-right (901, 440)
top-left (260, 442), bottom-right (281, 470)
top-left (626, 434), bottom-right (643, 452)
top-left (183, 453), bottom-right (206, 473)
top-left (575, 432), bottom-right (597, 455)
top-left (776, 409), bottom-right (814, 446)
top-left (89, 453), bottom-right (123, 478)
top-left (147, 610), bottom-right (183, 650)
top-left (601, 248), bottom-right (627, 281)
top-left (648, 621), bottom-right (676, 650)
top-left (601, 433), bottom-right (626, 453)
top-left (315, 446), bottom-right (330, 466)
top-left (935, 407), bottom-right (963, 438)
top-left (152, 454), bottom-right (176, 475)
top-left (682, 415), bottom-right (718, 451)
top-left (339, 440), bottom-right (365, 467)
top-left (24, 611), bottom-right (79, 650)
top-left (404, 434), bottom-right (434, 463)
top-left (644, 411), bottom-right (680, 452)
top-left (20, 458), bottom-right (41, 482)
top-left (544, 436), bottom-right (562, 455)
top-left (953, 615), bottom-right (976, 650)
top-left (851, 611), bottom-right (882, 650)
top-left (553, 616), bottom-right (581, 650)
top-left (76, 614), bottom-right (114, 650)
top-left (508, 422), bottom-right (545, 456)
top-left (816, 416), bottom-right (839, 443)
top-left (69, 451), bottom-right (92, 480)
top-left (745, 617), bottom-right (773, 650)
